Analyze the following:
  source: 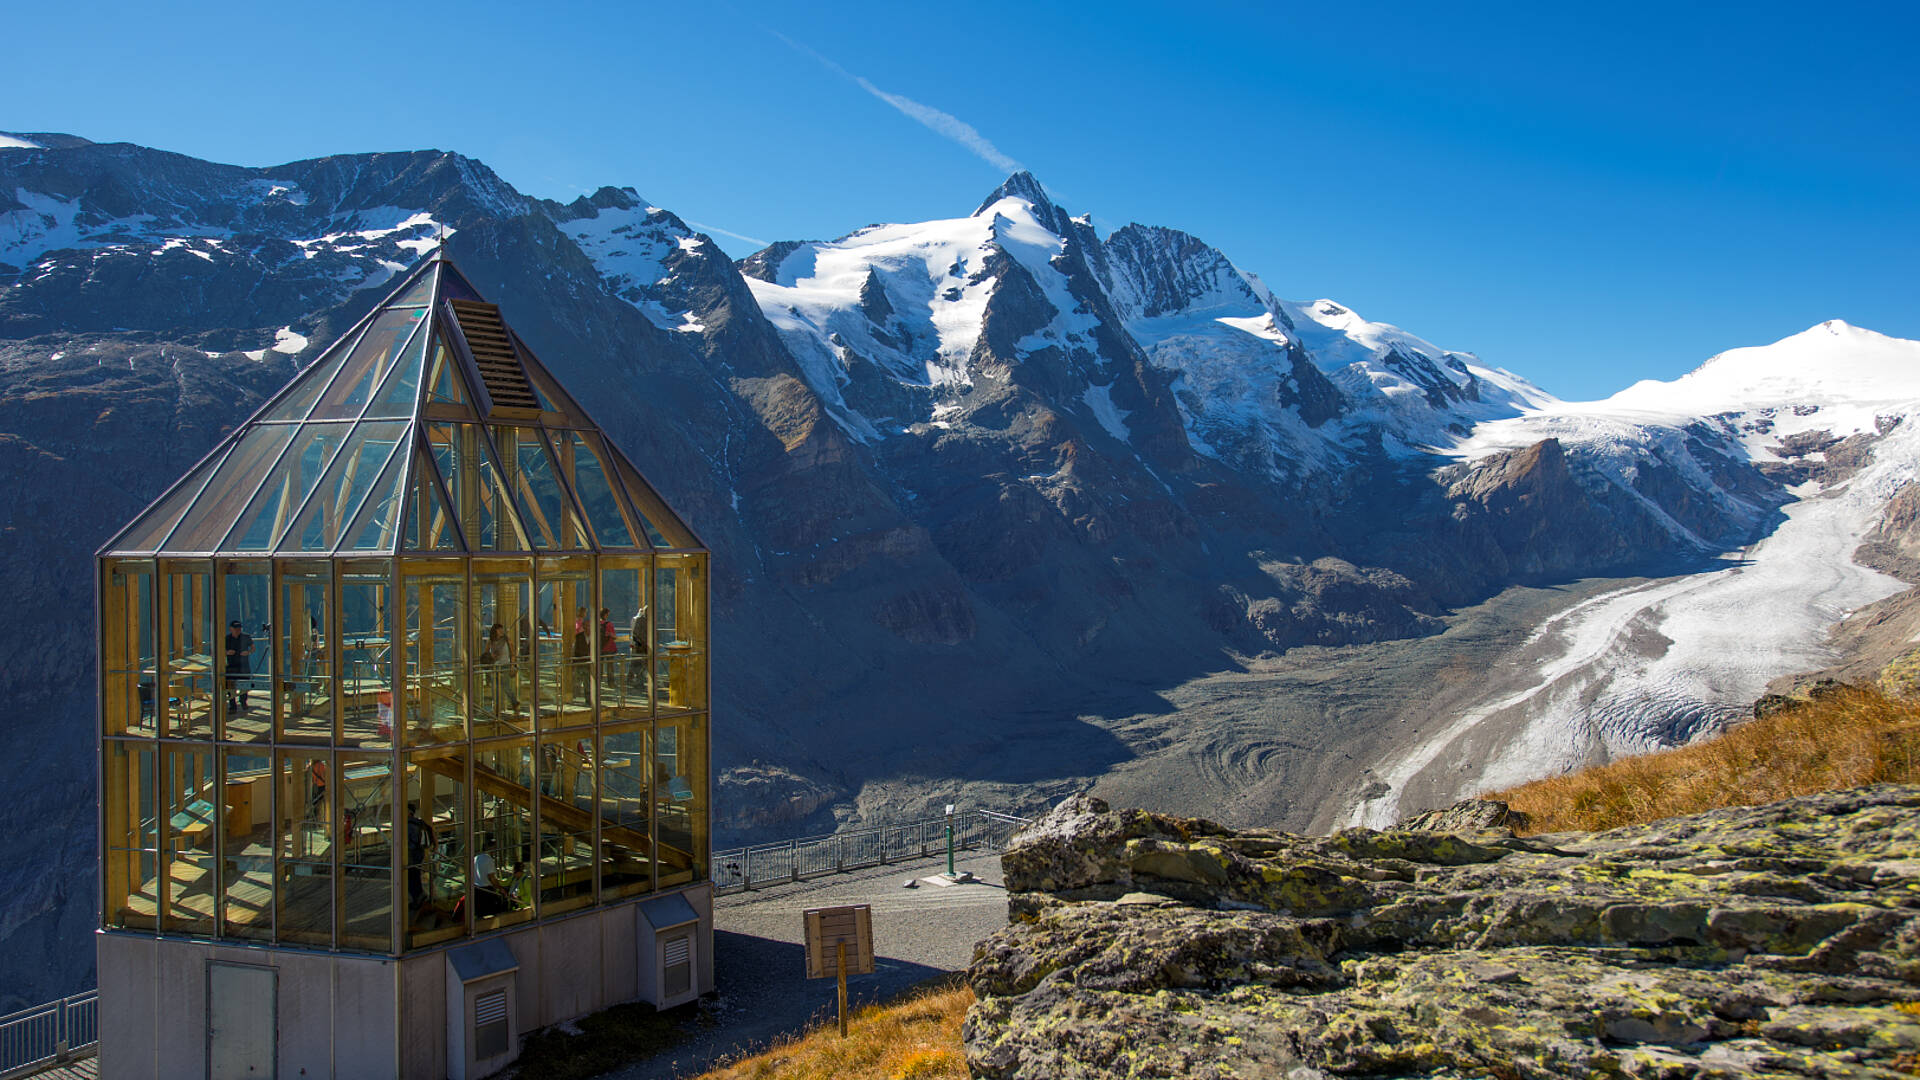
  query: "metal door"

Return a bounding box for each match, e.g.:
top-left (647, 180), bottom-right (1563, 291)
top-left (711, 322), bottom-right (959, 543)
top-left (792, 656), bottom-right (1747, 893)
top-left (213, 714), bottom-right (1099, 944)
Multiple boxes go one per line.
top-left (207, 961), bottom-right (276, 1079)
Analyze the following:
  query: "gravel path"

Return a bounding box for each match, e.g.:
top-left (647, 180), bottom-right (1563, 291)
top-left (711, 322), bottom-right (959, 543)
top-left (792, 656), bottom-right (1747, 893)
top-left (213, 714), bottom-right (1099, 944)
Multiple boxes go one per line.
top-left (596, 850), bottom-right (1007, 1080)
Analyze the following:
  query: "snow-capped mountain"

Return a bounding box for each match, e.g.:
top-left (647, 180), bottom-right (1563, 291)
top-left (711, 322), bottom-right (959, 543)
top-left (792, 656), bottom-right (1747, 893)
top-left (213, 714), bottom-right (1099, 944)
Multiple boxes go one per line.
top-left (1352, 321), bottom-right (1920, 826)
top-left (729, 172), bottom-right (1551, 478)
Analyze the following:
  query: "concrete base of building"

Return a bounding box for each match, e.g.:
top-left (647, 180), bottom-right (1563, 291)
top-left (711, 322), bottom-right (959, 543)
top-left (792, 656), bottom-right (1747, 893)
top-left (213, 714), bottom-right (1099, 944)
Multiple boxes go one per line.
top-left (97, 883), bottom-right (714, 1079)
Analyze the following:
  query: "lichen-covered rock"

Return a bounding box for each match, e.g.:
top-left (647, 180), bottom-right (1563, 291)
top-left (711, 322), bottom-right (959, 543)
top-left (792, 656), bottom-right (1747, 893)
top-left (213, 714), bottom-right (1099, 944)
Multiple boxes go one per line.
top-left (1397, 797), bottom-right (1530, 835)
top-left (965, 787), bottom-right (1920, 1078)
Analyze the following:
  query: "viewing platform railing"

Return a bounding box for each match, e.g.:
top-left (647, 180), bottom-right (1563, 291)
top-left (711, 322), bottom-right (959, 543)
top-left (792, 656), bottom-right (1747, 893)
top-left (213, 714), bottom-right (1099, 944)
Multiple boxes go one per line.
top-left (0, 990), bottom-right (97, 1079)
top-left (710, 808), bottom-right (1033, 893)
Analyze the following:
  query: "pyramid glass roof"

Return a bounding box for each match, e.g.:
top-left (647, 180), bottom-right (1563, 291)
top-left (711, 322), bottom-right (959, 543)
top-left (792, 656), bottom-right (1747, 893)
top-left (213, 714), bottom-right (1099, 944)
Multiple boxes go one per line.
top-left (103, 253), bottom-right (703, 557)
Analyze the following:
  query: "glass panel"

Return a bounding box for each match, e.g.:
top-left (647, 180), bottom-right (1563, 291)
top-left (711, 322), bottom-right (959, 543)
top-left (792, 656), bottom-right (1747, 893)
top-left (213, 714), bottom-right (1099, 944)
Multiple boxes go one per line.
top-left (219, 563), bottom-right (271, 743)
top-left (388, 267), bottom-right (436, 309)
top-left (400, 561), bottom-right (467, 746)
top-left (277, 563), bottom-right (335, 743)
top-left (161, 745), bottom-right (218, 935)
top-left (339, 443), bottom-right (411, 554)
top-left (260, 329), bottom-right (361, 423)
top-left (223, 426), bottom-right (350, 552)
top-left (426, 422), bottom-right (525, 551)
top-left (340, 562), bottom-right (394, 749)
top-left (654, 555), bottom-right (707, 715)
top-left (402, 450), bottom-right (463, 552)
top-left (613, 452), bottom-right (684, 549)
top-left (405, 748), bottom-right (468, 949)
top-left (158, 562), bottom-right (214, 739)
top-left (471, 561), bottom-right (534, 738)
top-left (563, 433), bottom-right (639, 549)
top-left (163, 425), bottom-right (297, 553)
top-left (112, 444), bottom-right (229, 553)
top-left (424, 336), bottom-right (472, 410)
top-left (276, 750), bottom-right (333, 946)
top-left (537, 558), bottom-right (594, 729)
top-left (598, 560), bottom-right (653, 713)
top-left (597, 723), bottom-right (653, 899)
top-left (103, 740), bottom-right (158, 930)
top-left (338, 753), bottom-right (394, 951)
top-left (278, 422), bottom-right (408, 553)
top-left (495, 427), bottom-right (580, 549)
top-left (472, 738), bottom-right (535, 931)
top-left (362, 315), bottom-right (434, 419)
top-left (220, 748), bottom-right (274, 941)
top-left (654, 714), bottom-right (706, 888)
top-left (102, 561), bottom-right (157, 737)
top-left (522, 356), bottom-right (586, 422)
top-left (312, 306), bottom-right (431, 420)
top-left (538, 731), bottom-right (595, 915)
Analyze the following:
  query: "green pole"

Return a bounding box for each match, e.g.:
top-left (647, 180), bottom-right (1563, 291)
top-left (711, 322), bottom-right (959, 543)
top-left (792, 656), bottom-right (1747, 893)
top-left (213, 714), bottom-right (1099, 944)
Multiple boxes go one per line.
top-left (945, 806), bottom-right (956, 877)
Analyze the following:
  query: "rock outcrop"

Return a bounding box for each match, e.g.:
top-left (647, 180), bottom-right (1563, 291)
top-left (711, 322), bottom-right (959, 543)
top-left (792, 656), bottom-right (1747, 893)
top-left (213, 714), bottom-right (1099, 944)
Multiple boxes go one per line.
top-left (964, 791), bottom-right (1920, 1078)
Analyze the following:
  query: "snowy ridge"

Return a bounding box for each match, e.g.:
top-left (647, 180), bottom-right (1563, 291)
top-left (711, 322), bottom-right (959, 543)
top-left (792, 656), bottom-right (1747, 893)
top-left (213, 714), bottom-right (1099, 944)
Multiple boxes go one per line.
top-left (552, 188), bottom-right (714, 333)
top-left (1462, 321), bottom-right (1920, 457)
top-left (2, 181), bottom-right (447, 301)
top-left (1351, 321), bottom-right (1920, 826)
top-left (1452, 320), bottom-right (1920, 546)
top-left (738, 173), bottom-right (1554, 467)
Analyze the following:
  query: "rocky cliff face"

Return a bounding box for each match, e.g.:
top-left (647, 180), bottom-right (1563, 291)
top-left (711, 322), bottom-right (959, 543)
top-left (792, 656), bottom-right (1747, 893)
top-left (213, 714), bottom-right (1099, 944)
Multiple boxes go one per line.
top-left (965, 791), bottom-right (1920, 1078)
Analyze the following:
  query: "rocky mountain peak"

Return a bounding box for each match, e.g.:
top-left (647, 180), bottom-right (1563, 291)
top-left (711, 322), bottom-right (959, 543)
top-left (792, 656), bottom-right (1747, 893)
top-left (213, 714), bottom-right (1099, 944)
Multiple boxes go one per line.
top-left (973, 170), bottom-right (1057, 217)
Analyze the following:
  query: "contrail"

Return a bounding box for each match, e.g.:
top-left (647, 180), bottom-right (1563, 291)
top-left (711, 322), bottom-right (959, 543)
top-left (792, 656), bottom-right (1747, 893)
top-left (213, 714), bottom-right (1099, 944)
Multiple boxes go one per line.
top-left (686, 221), bottom-right (771, 249)
top-left (770, 30), bottom-right (1023, 174)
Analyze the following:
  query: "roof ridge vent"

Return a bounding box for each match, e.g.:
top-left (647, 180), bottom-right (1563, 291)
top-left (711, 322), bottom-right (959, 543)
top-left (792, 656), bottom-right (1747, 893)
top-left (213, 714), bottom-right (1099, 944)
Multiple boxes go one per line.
top-left (447, 298), bottom-right (542, 415)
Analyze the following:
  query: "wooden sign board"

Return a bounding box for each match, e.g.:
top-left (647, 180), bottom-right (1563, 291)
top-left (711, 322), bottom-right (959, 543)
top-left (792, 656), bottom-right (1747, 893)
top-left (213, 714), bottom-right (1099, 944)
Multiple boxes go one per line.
top-left (803, 904), bottom-right (874, 979)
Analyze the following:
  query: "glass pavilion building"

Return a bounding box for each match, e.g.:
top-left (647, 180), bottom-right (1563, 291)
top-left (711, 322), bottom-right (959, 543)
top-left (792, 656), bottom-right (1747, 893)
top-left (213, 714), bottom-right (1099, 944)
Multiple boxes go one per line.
top-left (95, 252), bottom-right (713, 1079)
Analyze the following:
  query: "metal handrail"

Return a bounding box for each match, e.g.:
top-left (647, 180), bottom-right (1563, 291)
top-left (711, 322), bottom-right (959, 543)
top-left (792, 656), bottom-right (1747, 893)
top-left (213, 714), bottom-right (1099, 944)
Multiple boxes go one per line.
top-left (709, 808), bottom-right (1032, 894)
top-left (0, 990), bottom-right (98, 1079)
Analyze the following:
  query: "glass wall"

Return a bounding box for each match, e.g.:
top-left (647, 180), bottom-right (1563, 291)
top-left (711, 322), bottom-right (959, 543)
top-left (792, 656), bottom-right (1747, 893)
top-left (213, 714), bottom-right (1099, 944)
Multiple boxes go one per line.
top-left (471, 559), bottom-right (533, 737)
top-left (277, 562), bottom-right (334, 743)
top-left (598, 722), bottom-right (653, 899)
top-left (599, 560), bottom-right (651, 710)
top-left (161, 744), bottom-right (217, 935)
top-left (339, 561), bottom-right (394, 749)
top-left (159, 562), bottom-right (214, 740)
top-left (220, 748), bottom-right (273, 941)
top-left (276, 749), bottom-right (332, 945)
top-left (101, 544), bottom-right (709, 957)
top-left (654, 555), bottom-right (707, 715)
top-left (401, 560), bottom-right (467, 747)
top-left (538, 557), bottom-right (595, 729)
top-left (472, 737), bottom-right (534, 932)
top-left (219, 563), bottom-right (271, 743)
top-left (102, 561), bottom-right (156, 738)
top-left (405, 747), bottom-right (467, 949)
top-left (338, 753), bottom-right (394, 951)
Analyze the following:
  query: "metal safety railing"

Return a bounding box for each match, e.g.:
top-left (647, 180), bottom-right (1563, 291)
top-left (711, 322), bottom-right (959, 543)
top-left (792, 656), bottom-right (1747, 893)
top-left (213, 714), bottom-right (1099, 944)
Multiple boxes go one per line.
top-left (710, 808), bottom-right (1033, 893)
top-left (0, 990), bottom-right (98, 1079)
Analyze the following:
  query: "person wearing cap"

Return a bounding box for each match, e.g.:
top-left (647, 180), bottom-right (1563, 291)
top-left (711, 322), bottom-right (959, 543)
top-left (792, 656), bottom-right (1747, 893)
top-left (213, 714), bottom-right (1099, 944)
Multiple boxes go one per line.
top-left (224, 620), bottom-right (254, 711)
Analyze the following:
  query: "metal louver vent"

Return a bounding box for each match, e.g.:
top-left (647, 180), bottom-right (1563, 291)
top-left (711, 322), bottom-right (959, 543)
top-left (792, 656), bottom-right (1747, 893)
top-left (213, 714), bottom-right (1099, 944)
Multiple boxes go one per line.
top-left (663, 935), bottom-right (691, 999)
top-left (448, 299), bottom-right (542, 414)
top-left (474, 988), bottom-right (509, 1058)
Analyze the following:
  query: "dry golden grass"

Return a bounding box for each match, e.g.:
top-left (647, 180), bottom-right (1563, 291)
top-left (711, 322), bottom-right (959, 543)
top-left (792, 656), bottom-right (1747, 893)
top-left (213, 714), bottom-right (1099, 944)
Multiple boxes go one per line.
top-left (1483, 686), bottom-right (1920, 834)
top-left (695, 979), bottom-right (975, 1080)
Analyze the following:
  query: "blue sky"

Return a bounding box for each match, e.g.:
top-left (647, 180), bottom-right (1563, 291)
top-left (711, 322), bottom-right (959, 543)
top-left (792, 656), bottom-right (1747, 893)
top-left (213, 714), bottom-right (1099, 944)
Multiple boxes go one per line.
top-left (7, 0), bottom-right (1915, 400)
